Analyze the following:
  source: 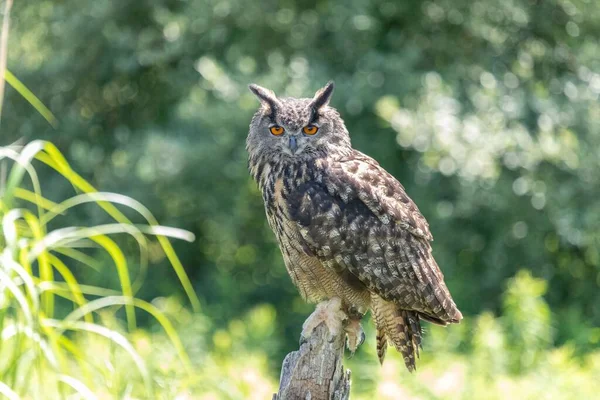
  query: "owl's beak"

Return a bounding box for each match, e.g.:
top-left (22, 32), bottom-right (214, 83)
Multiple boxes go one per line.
top-left (288, 136), bottom-right (298, 154)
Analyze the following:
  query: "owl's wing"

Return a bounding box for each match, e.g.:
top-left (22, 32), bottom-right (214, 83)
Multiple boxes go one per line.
top-left (287, 151), bottom-right (460, 322)
top-left (322, 151), bottom-right (432, 241)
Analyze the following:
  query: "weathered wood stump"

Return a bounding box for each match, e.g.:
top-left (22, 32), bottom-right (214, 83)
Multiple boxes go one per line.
top-left (273, 323), bottom-right (351, 400)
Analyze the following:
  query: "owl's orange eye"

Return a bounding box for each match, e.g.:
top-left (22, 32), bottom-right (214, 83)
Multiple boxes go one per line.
top-left (270, 126), bottom-right (284, 136)
top-left (303, 125), bottom-right (318, 135)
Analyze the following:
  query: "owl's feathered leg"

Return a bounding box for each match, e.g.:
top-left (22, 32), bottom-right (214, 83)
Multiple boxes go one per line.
top-left (301, 297), bottom-right (347, 340)
top-left (376, 326), bottom-right (388, 365)
top-left (371, 294), bottom-right (422, 371)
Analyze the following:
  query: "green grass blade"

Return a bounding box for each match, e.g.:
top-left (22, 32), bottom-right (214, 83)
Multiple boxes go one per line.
top-left (40, 192), bottom-right (160, 227)
top-left (51, 248), bottom-right (102, 272)
top-left (34, 142), bottom-right (201, 312)
top-left (13, 187), bottom-right (60, 211)
top-left (1, 324), bottom-right (59, 368)
top-left (0, 267), bottom-right (34, 326)
top-left (0, 381), bottom-right (19, 400)
top-left (43, 319), bottom-right (152, 396)
top-left (40, 282), bottom-right (122, 298)
top-left (48, 254), bottom-right (93, 323)
top-left (1, 142), bottom-right (45, 214)
top-left (61, 296), bottom-right (192, 374)
top-left (1, 208), bottom-right (23, 252)
top-left (1, 249), bottom-right (40, 313)
top-left (23, 212), bottom-right (54, 317)
top-left (55, 336), bottom-right (94, 388)
top-left (90, 235), bottom-right (136, 331)
top-left (4, 70), bottom-right (58, 128)
top-left (57, 375), bottom-right (97, 400)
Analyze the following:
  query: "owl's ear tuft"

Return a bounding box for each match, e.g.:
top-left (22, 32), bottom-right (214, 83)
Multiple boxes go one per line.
top-left (249, 84), bottom-right (280, 113)
top-left (311, 81), bottom-right (335, 110)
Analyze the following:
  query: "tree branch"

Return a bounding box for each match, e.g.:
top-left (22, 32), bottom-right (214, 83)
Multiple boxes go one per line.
top-left (273, 323), bottom-right (351, 400)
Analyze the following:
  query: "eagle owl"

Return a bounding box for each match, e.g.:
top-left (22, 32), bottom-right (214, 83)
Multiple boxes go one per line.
top-left (247, 82), bottom-right (462, 371)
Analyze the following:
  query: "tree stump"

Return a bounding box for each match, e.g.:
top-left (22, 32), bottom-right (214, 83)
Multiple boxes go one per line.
top-left (273, 323), bottom-right (351, 400)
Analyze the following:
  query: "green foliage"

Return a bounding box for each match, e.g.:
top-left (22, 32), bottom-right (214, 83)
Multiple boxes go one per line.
top-left (472, 312), bottom-right (508, 378)
top-left (503, 270), bottom-right (552, 372)
top-left (0, 141), bottom-right (196, 397)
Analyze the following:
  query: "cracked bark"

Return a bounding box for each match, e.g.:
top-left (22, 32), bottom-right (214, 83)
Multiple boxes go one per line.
top-left (273, 323), bottom-right (351, 400)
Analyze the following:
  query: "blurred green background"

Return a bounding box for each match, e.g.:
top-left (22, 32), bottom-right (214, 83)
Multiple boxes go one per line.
top-left (2, 0), bottom-right (600, 398)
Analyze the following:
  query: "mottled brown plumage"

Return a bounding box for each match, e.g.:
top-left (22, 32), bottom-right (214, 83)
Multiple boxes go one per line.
top-left (247, 82), bottom-right (462, 371)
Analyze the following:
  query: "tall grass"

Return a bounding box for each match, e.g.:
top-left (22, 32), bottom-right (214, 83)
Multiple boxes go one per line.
top-left (0, 3), bottom-right (202, 395)
top-left (0, 140), bottom-right (199, 397)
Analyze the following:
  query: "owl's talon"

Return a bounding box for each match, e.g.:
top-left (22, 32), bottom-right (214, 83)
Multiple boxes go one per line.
top-left (301, 297), bottom-right (347, 340)
top-left (347, 331), bottom-right (364, 358)
top-left (345, 318), bottom-right (365, 353)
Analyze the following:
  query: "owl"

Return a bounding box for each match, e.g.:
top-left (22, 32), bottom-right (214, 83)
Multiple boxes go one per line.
top-left (247, 82), bottom-right (462, 371)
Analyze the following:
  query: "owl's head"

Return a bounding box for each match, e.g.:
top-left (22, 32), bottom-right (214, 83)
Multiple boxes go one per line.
top-left (247, 82), bottom-right (351, 164)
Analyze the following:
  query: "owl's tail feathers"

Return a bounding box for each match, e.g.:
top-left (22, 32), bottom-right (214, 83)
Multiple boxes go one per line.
top-left (372, 295), bottom-right (422, 372)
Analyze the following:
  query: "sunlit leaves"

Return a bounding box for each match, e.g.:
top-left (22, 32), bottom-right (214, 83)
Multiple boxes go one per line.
top-left (503, 270), bottom-right (552, 372)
